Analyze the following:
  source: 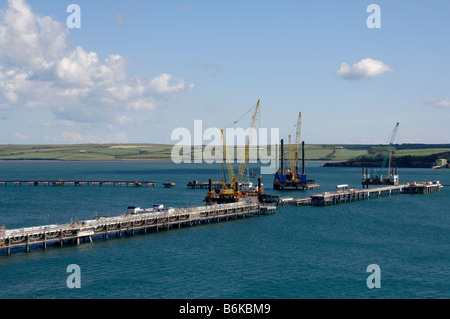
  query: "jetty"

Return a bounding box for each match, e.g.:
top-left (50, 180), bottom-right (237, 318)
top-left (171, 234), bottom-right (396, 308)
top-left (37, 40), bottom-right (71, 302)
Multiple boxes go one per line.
top-left (402, 181), bottom-right (442, 194)
top-left (0, 180), bottom-right (156, 187)
top-left (309, 184), bottom-right (406, 206)
top-left (187, 180), bottom-right (225, 189)
top-left (276, 197), bottom-right (312, 206)
top-left (0, 201), bottom-right (276, 256)
top-left (277, 181), bottom-right (442, 206)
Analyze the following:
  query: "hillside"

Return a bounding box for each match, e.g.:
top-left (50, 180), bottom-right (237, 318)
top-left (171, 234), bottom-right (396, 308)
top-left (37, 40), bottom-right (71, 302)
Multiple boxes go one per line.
top-left (0, 144), bottom-right (174, 161)
top-left (1, 143), bottom-right (449, 164)
top-left (0, 143), bottom-right (366, 161)
top-left (322, 146), bottom-right (450, 168)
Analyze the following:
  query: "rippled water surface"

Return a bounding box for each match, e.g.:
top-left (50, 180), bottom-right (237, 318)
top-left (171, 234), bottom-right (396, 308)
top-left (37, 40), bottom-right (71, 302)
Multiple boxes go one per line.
top-left (0, 161), bottom-right (449, 299)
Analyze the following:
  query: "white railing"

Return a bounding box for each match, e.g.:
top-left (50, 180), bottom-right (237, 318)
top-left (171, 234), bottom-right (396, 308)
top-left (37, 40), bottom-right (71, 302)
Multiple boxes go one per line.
top-left (3, 201), bottom-right (261, 239)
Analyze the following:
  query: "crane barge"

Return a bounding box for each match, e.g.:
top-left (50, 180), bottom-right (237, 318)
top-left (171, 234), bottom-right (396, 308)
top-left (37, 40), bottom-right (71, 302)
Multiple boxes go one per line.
top-left (362, 122), bottom-right (400, 188)
top-left (273, 112), bottom-right (319, 190)
top-left (204, 100), bottom-right (276, 205)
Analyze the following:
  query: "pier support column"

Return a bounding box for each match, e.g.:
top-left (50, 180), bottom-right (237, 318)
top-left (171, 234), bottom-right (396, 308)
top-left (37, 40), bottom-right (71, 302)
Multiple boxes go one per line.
top-left (43, 233), bottom-right (47, 250)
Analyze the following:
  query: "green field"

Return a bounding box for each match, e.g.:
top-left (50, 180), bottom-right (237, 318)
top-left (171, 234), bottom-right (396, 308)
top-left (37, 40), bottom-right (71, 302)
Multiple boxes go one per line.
top-left (0, 144), bottom-right (174, 161)
top-left (394, 148), bottom-right (450, 157)
top-left (301, 145), bottom-right (369, 160)
top-left (1, 143), bottom-right (449, 162)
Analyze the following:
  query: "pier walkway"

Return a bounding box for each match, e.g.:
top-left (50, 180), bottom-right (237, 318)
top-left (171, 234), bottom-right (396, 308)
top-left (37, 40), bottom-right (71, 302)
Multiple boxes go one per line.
top-left (187, 180), bottom-right (224, 189)
top-left (309, 184), bottom-right (406, 206)
top-left (0, 180), bottom-right (156, 187)
top-left (0, 202), bottom-right (276, 256)
top-left (277, 181), bottom-right (442, 206)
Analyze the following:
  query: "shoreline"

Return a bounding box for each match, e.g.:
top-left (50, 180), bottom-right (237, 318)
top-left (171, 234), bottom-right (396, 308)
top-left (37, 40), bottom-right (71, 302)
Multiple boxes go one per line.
top-left (0, 158), bottom-right (330, 163)
top-left (1, 143), bottom-right (449, 166)
top-left (0, 159), bottom-right (174, 162)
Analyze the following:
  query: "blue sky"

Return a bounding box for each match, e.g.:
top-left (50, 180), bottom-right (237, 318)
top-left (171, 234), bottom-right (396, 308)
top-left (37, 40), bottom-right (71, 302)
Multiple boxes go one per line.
top-left (0, 0), bottom-right (449, 145)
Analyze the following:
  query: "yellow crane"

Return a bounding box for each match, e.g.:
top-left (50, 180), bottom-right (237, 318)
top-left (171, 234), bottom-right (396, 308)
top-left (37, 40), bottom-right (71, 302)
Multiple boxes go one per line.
top-left (285, 112), bottom-right (302, 181)
top-left (218, 99), bottom-right (260, 197)
top-left (237, 99), bottom-right (260, 183)
top-left (220, 128), bottom-right (237, 196)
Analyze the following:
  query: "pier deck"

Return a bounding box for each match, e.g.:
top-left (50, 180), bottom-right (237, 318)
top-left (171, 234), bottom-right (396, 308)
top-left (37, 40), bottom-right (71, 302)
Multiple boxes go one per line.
top-left (276, 181), bottom-right (442, 207)
top-left (0, 180), bottom-right (156, 187)
top-left (403, 182), bottom-right (442, 194)
top-left (277, 197), bottom-right (312, 206)
top-left (310, 184), bottom-right (406, 206)
top-left (0, 202), bottom-right (276, 256)
top-left (187, 181), bottom-right (224, 189)
top-left (273, 182), bottom-right (320, 191)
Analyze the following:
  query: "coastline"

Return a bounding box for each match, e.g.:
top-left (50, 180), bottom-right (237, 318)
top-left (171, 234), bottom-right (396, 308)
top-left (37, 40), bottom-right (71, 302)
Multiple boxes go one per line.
top-left (1, 143), bottom-right (450, 165)
top-left (0, 158), bottom-right (330, 161)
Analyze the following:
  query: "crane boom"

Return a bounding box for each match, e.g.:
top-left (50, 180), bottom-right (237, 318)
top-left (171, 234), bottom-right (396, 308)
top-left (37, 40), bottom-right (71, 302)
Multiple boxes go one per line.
top-left (237, 100), bottom-right (260, 183)
top-left (220, 129), bottom-right (236, 190)
top-left (378, 122), bottom-right (399, 177)
top-left (294, 112), bottom-right (302, 156)
top-left (288, 134), bottom-right (294, 174)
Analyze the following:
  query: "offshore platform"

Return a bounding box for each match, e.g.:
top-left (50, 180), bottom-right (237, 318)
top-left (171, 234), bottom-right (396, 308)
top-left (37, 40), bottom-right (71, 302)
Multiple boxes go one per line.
top-left (273, 112), bottom-right (319, 190)
top-left (362, 122), bottom-right (400, 188)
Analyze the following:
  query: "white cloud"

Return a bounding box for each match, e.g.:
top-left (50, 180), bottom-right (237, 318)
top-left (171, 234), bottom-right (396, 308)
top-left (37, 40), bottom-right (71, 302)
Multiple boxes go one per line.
top-left (425, 97), bottom-right (450, 108)
top-left (335, 58), bottom-right (393, 80)
top-left (14, 132), bottom-right (29, 141)
top-left (60, 132), bottom-right (95, 144)
top-left (115, 115), bottom-right (134, 125)
top-left (59, 131), bottom-right (129, 144)
top-left (42, 120), bottom-right (75, 127)
top-left (149, 73), bottom-right (195, 94)
top-left (0, 0), bottom-right (193, 126)
top-left (0, 0), bottom-right (67, 69)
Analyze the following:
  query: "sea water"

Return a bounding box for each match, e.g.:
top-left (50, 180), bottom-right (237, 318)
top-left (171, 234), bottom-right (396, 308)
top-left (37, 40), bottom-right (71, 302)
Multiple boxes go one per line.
top-left (0, 161), bottom-right (449, 299)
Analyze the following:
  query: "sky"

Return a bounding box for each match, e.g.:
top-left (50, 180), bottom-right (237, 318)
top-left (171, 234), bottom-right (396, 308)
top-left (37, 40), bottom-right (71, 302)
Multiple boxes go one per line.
top-left (0, 0), bottom-right (449, 145)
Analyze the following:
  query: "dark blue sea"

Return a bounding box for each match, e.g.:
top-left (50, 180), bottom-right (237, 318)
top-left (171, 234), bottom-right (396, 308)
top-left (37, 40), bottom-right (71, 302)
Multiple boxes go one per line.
top-left (0, 161), bottom-right (449, 299)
